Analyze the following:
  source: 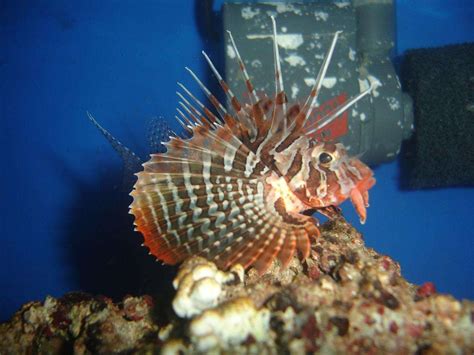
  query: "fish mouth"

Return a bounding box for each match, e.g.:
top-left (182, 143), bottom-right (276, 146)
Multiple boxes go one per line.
top-left (349, 176), bottom-right (376, 224)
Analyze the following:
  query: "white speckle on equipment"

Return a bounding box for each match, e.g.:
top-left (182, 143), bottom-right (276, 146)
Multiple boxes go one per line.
top-left (322, 77), bottom-right (337, 89)
top-left (284, 54), bottom-right (306, 67)
top-left (348, 47), bottom-right (356, 61)
top-left (314, 11), bottom-right (329, 21)
top-left (241, 6), bottom-right (260, 20)
top-left (291, 83), bottom-right (299, 99)
top-left (246, 33), bottom-right (304, 50)
top-left (226, 45), bottom-right (236, 59)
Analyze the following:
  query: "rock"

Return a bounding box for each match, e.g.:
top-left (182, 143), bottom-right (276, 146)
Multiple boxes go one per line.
top-left (0, 293), bottom-right (158, 354)
top-left (1, 218), bottom-right (473, 353)
top-left (189, 297), bottom-right (271, 352)
top-left (171, 257), bottom-right (244, 318)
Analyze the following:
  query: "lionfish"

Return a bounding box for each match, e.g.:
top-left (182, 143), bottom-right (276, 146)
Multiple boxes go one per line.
top-left (129, 18), bottom-right (376, 275)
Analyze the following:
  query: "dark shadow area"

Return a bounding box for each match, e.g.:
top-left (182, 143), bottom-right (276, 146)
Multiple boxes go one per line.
top-left (194, 0), bottom-right (227, 109)
top-left (47, 2), bottom-right (225, 303)
top-left (48, 151), bottom-right (176, 307)
top-left (48, 9), bottom-right (76, 31)
top-left (397, 117), bottom-right (418, 190)
top-left (394, 52), bottom-right (418, 190)
top-left (194, 0), bottom-right (220, 42)
top-left (391, 53), bottom-right (403, 77)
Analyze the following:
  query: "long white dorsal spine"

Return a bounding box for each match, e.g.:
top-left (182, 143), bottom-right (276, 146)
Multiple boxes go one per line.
top-left (176, 91), bottom-right (199, 115)
top-left (185, 66), bottom-right (228, 120)
top-left (201, 50), bottom-right (242, 117)
top-left (176, 107), bottom-right (196, 128)
top-left (305, 83), bottom-right (376, 136)
top-left (226, 30), bottom-right (260, 105)
top-left (270, 16), bottom-right (287, 123)
top-left (287, 31), bottom-right (341, 134)
top-left (175, 115), bottom-right (192, 132)
top-left (178, 101), bottom-right (199, 124)
top-left (176, 91), bottom-right (210, 126)
top-left (177, 82), bottom-right (219, 125)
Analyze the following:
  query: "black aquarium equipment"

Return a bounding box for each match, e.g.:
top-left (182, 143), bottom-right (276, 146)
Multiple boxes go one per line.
top-left (219, 0), bottom-right (474, 188)
top-left (222, 0), bottom-right (414, 166)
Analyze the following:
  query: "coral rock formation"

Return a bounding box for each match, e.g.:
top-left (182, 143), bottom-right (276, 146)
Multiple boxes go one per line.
top-left (0, 293), bottom-right (158, 353)
top-left (172, 257), bottom-right (244, 318)
top-left (1, 218), bottom-right (473, 353)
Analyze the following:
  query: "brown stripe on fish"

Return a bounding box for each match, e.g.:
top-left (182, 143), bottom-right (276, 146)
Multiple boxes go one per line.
top-left (223, 220), bottom-right (278, 269)
top-left (252, 230), bottom-right (287, 272)
top-left (202, 51), bottom-right (244, 117)
top-left (185, 67), bottom-right (228, 120)
top-left (239, 227), bottom-right (283, 271)
top-left (286, 103), bottom-right (301, 121)
top-left (277, 233), bottom-right (296, 268)
top-left (245, 79), bottom-right (254, 96)
top-left (275, 91), bottom-right (288, 105)
top-left (272, 136), bottom-right (309, 177)
top-left (215, 207), bottom-right (271, 264)
top-left (304, 161), bottom-right (328, 200)
top-left (284, 149), bottom-right (304, 181)
top-left (147, 174), bottom-right (263, 254)
top-left (273, 112), bottom-right (308, 154)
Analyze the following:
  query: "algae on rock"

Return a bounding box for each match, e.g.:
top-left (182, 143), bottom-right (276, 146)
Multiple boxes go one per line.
top-left (1, 218), bottom-right (473, 353)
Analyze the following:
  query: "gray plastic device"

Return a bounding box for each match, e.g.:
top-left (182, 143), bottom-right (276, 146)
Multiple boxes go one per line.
top-left (222, 0), bottom-right (413, 165)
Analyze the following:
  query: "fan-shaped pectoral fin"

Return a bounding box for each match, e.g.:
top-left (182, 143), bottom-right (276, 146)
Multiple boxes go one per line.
top-left (290, 212), bottom-right (320, 260)
top-left (317, 205), bottom-right (342, 220)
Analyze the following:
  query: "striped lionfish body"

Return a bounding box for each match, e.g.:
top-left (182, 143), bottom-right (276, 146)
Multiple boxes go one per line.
top-left (130, 18), bottom-right (376, 275)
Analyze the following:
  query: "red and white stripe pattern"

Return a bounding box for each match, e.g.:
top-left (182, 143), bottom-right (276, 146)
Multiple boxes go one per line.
top-left (130, 18), bottom-right (375, 274)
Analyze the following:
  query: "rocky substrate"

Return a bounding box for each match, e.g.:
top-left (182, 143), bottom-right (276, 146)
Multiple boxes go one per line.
top-left (1, 218), bottom-right (473, 353)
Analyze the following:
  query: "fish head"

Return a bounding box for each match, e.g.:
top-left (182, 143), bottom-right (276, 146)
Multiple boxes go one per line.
top-left (304, 142), bottom-right (375, 223)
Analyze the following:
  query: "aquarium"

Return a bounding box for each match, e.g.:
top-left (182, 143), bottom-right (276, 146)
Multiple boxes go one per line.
top-left (1, 0), bottom-right (473, 352)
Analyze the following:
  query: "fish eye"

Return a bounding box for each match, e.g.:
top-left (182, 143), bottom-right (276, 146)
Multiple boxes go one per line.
top-left (318, 152), bottom-right (333, 164)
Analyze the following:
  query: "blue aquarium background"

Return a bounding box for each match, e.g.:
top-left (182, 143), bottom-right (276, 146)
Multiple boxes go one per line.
top-left (1, 0), bottom-right (473, 321)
